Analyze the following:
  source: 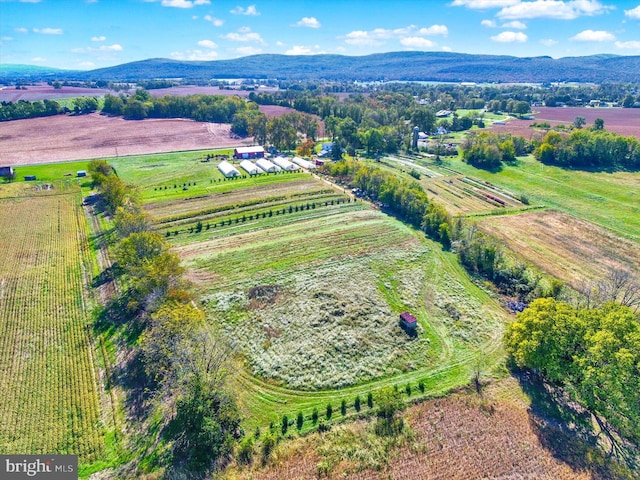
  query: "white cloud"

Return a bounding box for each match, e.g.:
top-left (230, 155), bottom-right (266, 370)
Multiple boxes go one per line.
top-left (441, 45), bottom-right (453, 51)
top-left (91, 36), bottom-right (106, 42)
top-left (197, 39), bottom-right (217, 49)
top-left (502, 20), bottom-right (527, 28)
top-left (498, 0), bottom-right (611, 20)
top-left (31, 57), bottom-right (46, 62)
top-left (170, 49), bottom-right (218, 60)
top-left (77, 61), bottom-right (96, 68)
top-left (418, 24), bottom-right (448, 36)
top-left (295, 17), bottom-right (321, 28)
top-left (72, 44), bottom-right (123, 54)
top-left (400, 37), bottom-right (437, 48)
top-left (625, 5), bottom-right (640, 19)
top-left (540, 38), bottom-right (558, 46)
top-left (15, 27), bottom-right (28, 33)
top-left (1, 36), bottom-right (13, 41)
top-left (20, 0), bottom-right (42, 3)
top-left (276, 41), bottom-right (285, 47)
top-left (344, 24), bottom-right (447, 46)
top-left (450, 0), bottom-right (519, 7)
top-left (230, 5), bottom-right (260, 15)
top-left (481, 19), bottom-right (497, 27)
top-left (222, 28), bottom-right (265, 44)
top-left (615, 40), bottom-right (640, 49)
top-left (33, 27), bottom-right (63, 35)
top-left (570, 29), bottom-right (615, 41)
top-left (204, 14), bottom-right (224, 26)
top-left (236, 46), bottom-right (263, 55)
top-left (491, 31), bottom-right (528, 42)
top-left (286, 45), bottom-right (313, 55)
top-left (160, 0), bottom-right (210, 7)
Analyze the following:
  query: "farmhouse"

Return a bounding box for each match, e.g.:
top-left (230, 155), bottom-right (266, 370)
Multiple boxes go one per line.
top-left (239, 160), bottom-right (261, 175)
top-left (234, 146), bottom-right (265, 159)
top-left (77, 170), bottom-right (87, 177)
top-left (292, 157), bottom-right (315, 169)
top-left (0, 166), bottom-right (14, 177)
top-left (255, 158), bottom-right (281, 173)
top-left (218, 160), bottom-right (241, 178)
top-left (272, 157), bottom-right (299, 171)
top-left (399, 311), bottom-right (417, 331)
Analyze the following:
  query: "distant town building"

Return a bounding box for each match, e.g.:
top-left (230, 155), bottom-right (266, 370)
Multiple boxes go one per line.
top-left (234, 146), bottom-right (265, 159)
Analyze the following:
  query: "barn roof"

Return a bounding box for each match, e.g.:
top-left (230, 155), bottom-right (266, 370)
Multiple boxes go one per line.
top-left (235, 146), bottom-right (265, 154)
top-left (400, 311), bottom-right (417, 324)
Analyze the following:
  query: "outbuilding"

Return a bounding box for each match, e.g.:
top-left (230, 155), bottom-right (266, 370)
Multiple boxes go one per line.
top-left (292, 157), bottom-right (315, 169)
top-left (0, 166), bottom-right (14, 177)
top-left (218, 160), bottom-right (241, 178)
top-left (77, 170), bottom-right (87, 177)
top-left (255, 158), bottom-right (281, 173)
top-left (272, 157), bottom-right (299, 171)
top-left (239, 160), bottom-right (261, 175)
top-left (399, 311), bottom-right (417, 331)
top-left (234, 146), bottom-right (265, 159)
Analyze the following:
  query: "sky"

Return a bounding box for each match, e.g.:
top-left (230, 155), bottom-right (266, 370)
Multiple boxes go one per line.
top-left (1, 0), bottom-right (639, 70)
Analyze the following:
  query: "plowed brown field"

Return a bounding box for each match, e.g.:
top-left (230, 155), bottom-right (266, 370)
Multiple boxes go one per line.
top-left (0, 113), bottom-right (251, 165)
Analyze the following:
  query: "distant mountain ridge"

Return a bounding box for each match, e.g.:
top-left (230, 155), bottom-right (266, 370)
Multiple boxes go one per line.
top-left (3, 51), bottom-right (640, 83)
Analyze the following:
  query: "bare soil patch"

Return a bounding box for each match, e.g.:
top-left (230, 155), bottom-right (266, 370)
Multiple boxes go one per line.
top-left (491, 107), bottom-right (640, 139)
top-left (0, 113), bottom-right (251, 165)
top-left (481, 209), bottom-right (640, 288)
top-left (0, 84), bottom-right (118, 102)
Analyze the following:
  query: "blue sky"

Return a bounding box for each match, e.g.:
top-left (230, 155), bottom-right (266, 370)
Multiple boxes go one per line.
top-left (1, 0), bottom-right (639, 70)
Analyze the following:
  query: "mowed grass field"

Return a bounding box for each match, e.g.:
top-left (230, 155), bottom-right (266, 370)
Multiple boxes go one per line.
top-left (481, 210), bottom-right (640, 288)
top-left (445, 155), bottom-right (640, 242)
top-left (0, 187), bottom-right (106, 465)
top-left (123, 157), bottom-right (509, 432)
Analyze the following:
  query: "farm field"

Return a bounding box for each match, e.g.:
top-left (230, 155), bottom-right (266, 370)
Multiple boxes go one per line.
top-left (489, 106), bottom-right (640, 139)
top-left (0, 113), bottom-right (249, 164)
top-left (445, 155), bottom-right (640, 242)
top-left (481, 210), bottom-right (640, 288)
top-left (225, 377), bottom-right (601, 480)
top-left (378, 154), bottom-right (536, 216)
top-left (0, 187), bottom-right (106, 466)
top-left (141, 167), bottom-right (509, 430)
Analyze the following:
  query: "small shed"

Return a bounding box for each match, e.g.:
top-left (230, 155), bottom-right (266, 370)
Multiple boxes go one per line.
top-left (218, 160), bottom-right (241, 178)
top-left (24, 175), bottom-right (37, 181)
top-left (399, 311), bottom-right (417, 331)
top-left (292, 157), bottom-right (315, 169)
top-left (77, 170), bottom-right (87, 177)
top-left (234, 146), bottom-right (265, 159)
top-left (255, 158), bottom-right (281, 173)
top-left (239, 160), bottom-right (261, 175)
top-left (272, 157), bottom-right (299, 171)
top-left (0, 166), bottom-right (14, 177)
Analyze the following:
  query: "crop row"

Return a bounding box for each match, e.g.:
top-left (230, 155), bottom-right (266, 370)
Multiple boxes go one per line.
top-left (0, 193), bottom-right (104, 462)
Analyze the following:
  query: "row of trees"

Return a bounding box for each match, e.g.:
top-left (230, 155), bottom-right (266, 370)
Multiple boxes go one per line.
top-left (534, 129), bottom-right (640, 170)
top-left (461, 132), bottom-right (532, 170)
top-left (89, 160), bottom-right (242, 474)
top-left (505, 298), bottom-right (640, 445)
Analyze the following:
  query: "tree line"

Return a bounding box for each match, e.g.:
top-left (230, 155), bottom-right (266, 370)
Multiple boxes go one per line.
top-left (534, 129), bottom-right (640, 171)
top-left (89, 160), bottom-right (241, 474)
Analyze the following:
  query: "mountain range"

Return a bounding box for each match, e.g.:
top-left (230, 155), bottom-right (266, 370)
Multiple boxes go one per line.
top-left (2, 51), bottom-right (640, 84)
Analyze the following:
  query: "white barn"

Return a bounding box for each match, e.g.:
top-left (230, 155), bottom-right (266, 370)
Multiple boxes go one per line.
top-left (292, 157), bottom-right (315, 169)
top-left (255, 158), bottom-right (280, 173)
top-left (218, 160), bottom-right (241, 178)
top-left (272, 157), bottom-right (299, 171)
top-left (239, 160), bottom-right (261, 175)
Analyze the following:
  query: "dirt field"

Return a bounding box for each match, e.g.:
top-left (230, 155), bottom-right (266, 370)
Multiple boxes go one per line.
top-left (491, 106), bottom-right (640, 139)
top-left (0, 84), bottom-right (118, 102)
top-left (0, 113), bottom-right (250, 165)
top-left (226, 376), bottom-right (619, 480)
top-left (480, 209), bottom-right (640, 288)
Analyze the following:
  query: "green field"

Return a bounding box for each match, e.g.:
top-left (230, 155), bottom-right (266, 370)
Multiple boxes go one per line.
top-left (0, 188), bottom-right (108, 467)
top-left (117, 158), bottom-right (510, 432)
top-left (444, 155), bottom-right (640, 241)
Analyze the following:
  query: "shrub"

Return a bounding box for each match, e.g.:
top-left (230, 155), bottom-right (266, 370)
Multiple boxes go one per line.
top-left (326, 403), bottom-right (333, 420)
top-left (354, 395), bottom-right (361, 412)
top-left (237, 436), bottom-right (254, 465)
top-left (418, 380), bottom-right (425, 393)
top-left (341, 399), bottom-right (347, 416)
top-left (405, 384), bottom-right (411, 396)
top-left (261, 434), bottom-right (276, 465)
top-left (297, 411), bottom-right (304, 430)
top-left (281, 414), bottom-right (288, 435)
top-left (312, 408), bottom-right (319, 424)
top-left (367, 392), bottom-right (373, 408)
